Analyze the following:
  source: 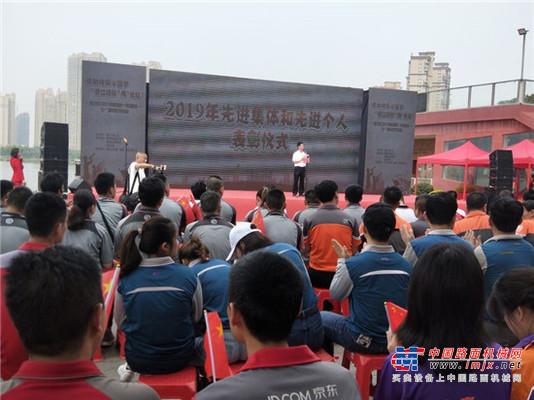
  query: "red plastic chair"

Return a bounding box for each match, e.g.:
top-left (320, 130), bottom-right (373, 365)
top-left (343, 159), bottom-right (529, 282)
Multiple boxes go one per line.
top-left (314, 288), bottom-right (349, 316)
top-left (138, 367), bottom-right (197, 400)
top-left (93, 268), bottom-right (120, 362)
top-left (341, 349), bottom-right (387, 400)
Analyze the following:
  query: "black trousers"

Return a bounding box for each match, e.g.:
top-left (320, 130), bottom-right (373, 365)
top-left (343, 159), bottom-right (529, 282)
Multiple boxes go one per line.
top-left (293, 166), bottom-right (306, 195)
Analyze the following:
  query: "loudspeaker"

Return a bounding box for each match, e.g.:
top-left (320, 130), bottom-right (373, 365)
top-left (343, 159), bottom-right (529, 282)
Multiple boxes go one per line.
top-left (489, 150), bottom-right (513, 192)
top-left (68, 178), bottom-right (91, 193)
top-left (40, 122), bottom-right (69, 187)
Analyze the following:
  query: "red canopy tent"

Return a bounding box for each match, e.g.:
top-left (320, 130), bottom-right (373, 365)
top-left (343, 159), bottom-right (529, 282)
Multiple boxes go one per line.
top-left (415, 141), bottom-right (489, 199)
top-left (469, 139), bottom-right (534, 190)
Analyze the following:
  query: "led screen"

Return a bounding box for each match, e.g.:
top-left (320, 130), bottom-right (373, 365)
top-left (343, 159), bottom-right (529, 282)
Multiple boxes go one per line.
top-left (148, 70), bottom-right (364, 191)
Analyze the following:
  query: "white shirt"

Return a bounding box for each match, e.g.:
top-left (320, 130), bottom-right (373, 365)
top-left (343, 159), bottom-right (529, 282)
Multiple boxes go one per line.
top-left (128, 161), bottom-right (146, 193)
top-left (292, 150), bottom-right (308, 167)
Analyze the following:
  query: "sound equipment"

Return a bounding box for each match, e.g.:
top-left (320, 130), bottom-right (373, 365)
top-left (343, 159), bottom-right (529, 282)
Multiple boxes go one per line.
top-left (68, 178), bottom-right (91, 193)
top-left (489, 150), bottom-right (513, 192)
top-left (40, 122), bottom-right (68, 189)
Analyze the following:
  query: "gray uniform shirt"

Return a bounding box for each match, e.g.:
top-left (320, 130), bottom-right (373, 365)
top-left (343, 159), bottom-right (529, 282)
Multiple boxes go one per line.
top-left (221, 199), bottom-right (237, 225)
top-left (93, 197), bottom-right (127, 236)
top-left (293, 206), bottom-right (319, 226)
top-left (0, 212), bottom-right (29, 254)
top-left (61, 220), bottom-right (113, 268)
top-left (264, 211), bottom-right (303, 249)
top-left (196, 346), bottom-right (361, 400)
top-left (114, 208), bottom-right (162, 255)
top-left (158, 197), bottom-right (186, 233)
top-left (184, 215), bottom-right (234, 261)
top-left (343, 204), bottom-right (365, 228)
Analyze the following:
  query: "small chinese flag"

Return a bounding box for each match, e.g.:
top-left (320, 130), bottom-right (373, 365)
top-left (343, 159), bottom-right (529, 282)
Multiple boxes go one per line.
top-left (251, 208), bottom-right (266, 235)
top-left (190, 195), bottom-right (203, 221)
top-left (178, 195), bottom-right (197, 225)
top-left (204, 311), bottom-right (232, 381)
top-left (101, 268), bottom-right (120, 320)
top-left (384, 301), bottom-right (407, 333)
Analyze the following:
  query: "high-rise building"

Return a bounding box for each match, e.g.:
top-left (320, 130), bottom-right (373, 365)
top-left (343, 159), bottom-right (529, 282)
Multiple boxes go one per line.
top-left (0, 93), bottom-right (17, 146)
top-left (16, 113), bottom-right (30, 146)
top-left (406, 51), bottom-right (451, 111)
top-left (67, 52), bottom-right (107, 150)
top-left (34, 88), bottom-right (67, 147)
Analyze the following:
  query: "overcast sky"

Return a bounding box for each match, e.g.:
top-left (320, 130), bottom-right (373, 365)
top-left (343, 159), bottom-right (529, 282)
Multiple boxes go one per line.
top-left (1, 0), bottom-right (533, 142)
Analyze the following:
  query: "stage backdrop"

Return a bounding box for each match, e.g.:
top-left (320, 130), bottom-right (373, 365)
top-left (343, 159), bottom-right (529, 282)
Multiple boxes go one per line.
top-left (148, 70), bottom-right (364, 191)
top-left (81, 61), bottom-right (147, 187)
top-left (362, 88), bottom-right (417, 194)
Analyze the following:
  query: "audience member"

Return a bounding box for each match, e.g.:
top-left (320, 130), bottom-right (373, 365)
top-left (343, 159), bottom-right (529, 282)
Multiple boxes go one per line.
top-left (489, 268), bottom-right (534, 400)
top-left (523, 189), bottom-right (534, 201)
top-left (293, 189), bottom-right (320, 225)
top-left (263, 188), bottom-right (302, 248)
top-left (303, 180), bottom-right (359, 288)
top-left (0, 186), bottom-right (32, 254)
top-left (395, 196), bottom-right (417, 223)
top-left (321, 203), bottom-right (411, 355)
top-left (516, 200), bottom-right (534, 246)
top-left (343, 184), bottom-right (365, 227)
top-left (39, 172), bottom-right (65, 196)
top-left (0, 192), bottom-right (67, 380)
top-left (93, 172), bottom-right (127, 236)
top-left (453, 191), bottom-right (492, 242)
top-left (410, 194), bottom-right (429, 238)
top-left (180, 236), bottom-right (246, 364)
top-left (226, 222), bottom-right (324, 351)
top-left (474, 196), bottom-right (534, 346)
top-left (0, 246), bottom-right (159, 399)
top-left (361, 186), bottom-right (411, 254)
top-left (184, 191), bottom-right (234, 261)
top-left (206, 175), bottom-right (236, 224)
top-left (375, 244), bottom-right (511, 400)
top-left (61, 189), bottom-right (113, 270)
top-left (153, 173), bottom-right (186, 234)
top-left (244, 185), bottom-right (272, 222)
top-left (0, 180), bottom-right (14, 211)
top-left (115, 217), bottom-right (203, 380)
top-left (114, 176), bottom-right (164, 254)
top-left (196, 250), bottom-right (360, 400)
top-left (403, 192), bottom-right (471, 266)
top-left (190, 180), bottom-right (207, 204)
top-left (447, 189), bottom-right (466, 219)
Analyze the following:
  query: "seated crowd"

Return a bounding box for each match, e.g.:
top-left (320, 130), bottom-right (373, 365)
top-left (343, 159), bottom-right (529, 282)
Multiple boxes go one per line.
top-left (1, 172), bottom-right (533, 399)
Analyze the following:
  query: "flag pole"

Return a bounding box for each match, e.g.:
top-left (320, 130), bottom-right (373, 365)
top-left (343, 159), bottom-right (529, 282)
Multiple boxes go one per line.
top-left (204, 310), bottom-right (217, 382)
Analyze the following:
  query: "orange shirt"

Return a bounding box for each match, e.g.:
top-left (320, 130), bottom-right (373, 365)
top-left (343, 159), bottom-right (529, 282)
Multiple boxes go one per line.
top-left (453, 210), bottom-right (490, 235)
top-left (516, 218), bottom-right (534, 235)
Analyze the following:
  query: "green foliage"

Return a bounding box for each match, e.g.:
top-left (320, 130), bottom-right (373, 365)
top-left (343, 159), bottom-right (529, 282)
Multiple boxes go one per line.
top-left (411, 182), bottom-right (434, 194)
top-left (453, 184), bottom-right (478, 194)
top-left (0, 146), bottom-right (79, 162)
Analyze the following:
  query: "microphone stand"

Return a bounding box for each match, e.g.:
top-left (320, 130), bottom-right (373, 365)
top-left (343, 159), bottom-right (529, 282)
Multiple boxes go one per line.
top-left (123, 139), bottom-right (129, 194)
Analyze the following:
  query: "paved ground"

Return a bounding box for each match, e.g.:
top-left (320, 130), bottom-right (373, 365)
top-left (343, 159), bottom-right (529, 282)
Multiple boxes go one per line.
top-left (96, 328), bottom-right (350, 380)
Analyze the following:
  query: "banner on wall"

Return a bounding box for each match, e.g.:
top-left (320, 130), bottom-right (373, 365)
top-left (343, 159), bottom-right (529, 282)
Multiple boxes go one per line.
top-left (362, 88), bottom-right (416, 194)
top-left (81, 61), bottom-right (147, 187)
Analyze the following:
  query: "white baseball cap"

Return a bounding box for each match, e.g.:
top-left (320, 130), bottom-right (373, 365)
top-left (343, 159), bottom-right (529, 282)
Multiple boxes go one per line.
top-left (226, 222), bottom-right (261, 261)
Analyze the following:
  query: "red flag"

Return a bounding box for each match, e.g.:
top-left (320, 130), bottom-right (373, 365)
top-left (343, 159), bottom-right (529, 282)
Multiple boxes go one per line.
top-left (203, 311), bottom-right (232, 381)
top-left (251, 208), bottom-right (266, 235)
top-left (101, 268), bottom-right (120, 322)
top-left (384, 301), bottom-right (407, 333)
top-left (189, 195), bottom-right (203, 221)
top-left (178, 195), bottom-right (197, 225)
